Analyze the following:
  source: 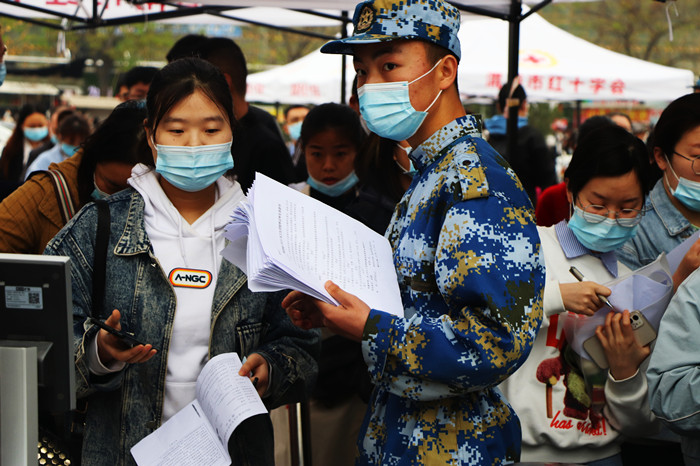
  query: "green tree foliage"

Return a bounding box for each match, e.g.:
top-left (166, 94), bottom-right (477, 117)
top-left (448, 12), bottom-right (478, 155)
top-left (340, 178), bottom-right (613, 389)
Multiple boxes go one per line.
top-left (235, 25), bottom-right (333, 72)
top-left (540, 0), bottom-right (700, 76)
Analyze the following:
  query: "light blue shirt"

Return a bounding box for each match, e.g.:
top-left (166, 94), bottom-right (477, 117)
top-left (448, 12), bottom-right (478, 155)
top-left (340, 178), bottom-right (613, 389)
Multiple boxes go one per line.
top-left (555, 219), bottom-right (619, 277)
top-left (647, 266), bottom-right (700, 464)
top-left (24, 144), bottom-right (66, 180)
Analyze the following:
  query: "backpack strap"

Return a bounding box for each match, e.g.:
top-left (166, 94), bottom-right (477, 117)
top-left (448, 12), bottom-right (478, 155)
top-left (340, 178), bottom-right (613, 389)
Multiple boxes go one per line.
top-left (92, 200), bottom-right (110, 314)
top-left (45, 169), bottom-right (77, 223)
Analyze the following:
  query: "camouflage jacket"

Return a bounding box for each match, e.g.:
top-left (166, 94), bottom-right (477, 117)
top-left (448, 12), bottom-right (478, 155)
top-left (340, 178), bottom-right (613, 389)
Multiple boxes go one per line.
top-left (358, 115), bottom-right (545, 465)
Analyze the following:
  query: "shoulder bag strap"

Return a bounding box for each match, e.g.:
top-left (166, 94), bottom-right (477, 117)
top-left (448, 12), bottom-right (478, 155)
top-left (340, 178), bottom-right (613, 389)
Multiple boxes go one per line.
top-left (45, 169), bottom-right (77, 224)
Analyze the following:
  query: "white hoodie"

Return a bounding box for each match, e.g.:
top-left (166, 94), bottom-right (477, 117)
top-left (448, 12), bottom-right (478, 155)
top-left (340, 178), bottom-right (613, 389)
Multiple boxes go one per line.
top-left (128, 164), bottom-right (244, 421)
top-left (499, 224), bottom-right (658, 464)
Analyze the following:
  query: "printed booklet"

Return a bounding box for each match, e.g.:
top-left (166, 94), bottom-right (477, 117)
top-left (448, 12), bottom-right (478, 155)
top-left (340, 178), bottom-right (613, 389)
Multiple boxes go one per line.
top-left (130, 353), bottom-right (267, 466)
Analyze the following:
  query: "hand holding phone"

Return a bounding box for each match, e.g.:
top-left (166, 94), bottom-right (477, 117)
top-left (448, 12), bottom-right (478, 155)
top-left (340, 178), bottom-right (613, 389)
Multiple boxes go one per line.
top-left (88, 317), bottom-right (148, 347)
top-left (90, 310), bottom-right (158, 367)
top-left (583, 310), bottom-right (655, 371)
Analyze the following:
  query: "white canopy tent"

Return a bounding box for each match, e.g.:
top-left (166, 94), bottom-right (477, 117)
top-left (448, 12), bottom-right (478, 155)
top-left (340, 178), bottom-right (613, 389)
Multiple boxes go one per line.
top-left (246, 10), bottom-right (694, 104)
top-left (457, 12), bottom-right (694, 101)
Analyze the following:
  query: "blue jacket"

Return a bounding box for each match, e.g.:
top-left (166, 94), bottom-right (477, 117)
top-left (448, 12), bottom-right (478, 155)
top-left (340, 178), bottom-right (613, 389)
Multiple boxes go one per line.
top-left (45, 188), bottom-right (319, 465)
top-left (617, 179), bottom-right (697, 269)
top-left (359, 116), bottom-right (544, 464)
top-left (647, 267), bottom-right (700, 464)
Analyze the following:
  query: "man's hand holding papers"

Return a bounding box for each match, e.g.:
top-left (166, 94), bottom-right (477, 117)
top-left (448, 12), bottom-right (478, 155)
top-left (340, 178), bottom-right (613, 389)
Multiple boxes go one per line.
top-left (282, 280), bottom-right (371, 342)
top-left (221, 173), bottom-right (404, 330)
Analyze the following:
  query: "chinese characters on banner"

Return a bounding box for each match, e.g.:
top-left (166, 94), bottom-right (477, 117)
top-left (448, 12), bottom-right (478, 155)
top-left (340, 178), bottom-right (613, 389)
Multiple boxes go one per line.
top-left (486, 72), bottom-right (626, 97)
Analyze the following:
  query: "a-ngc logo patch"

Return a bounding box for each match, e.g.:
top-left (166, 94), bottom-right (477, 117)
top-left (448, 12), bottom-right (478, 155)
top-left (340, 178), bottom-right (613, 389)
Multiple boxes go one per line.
top-left (169, 268), bottom-right (212, 288)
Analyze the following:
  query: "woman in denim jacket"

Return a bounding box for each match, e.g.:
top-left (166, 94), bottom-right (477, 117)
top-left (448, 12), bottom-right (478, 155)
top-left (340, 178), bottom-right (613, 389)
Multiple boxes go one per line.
top-left (615, 94), bottom-right (700, 465)
top-left (44, 58), bottom-right (319, 465)
top-left (617, 93), bottom-right (700, 289)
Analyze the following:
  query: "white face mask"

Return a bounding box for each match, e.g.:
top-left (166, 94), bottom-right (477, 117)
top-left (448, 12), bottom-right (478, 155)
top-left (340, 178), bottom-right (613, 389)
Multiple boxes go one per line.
top-left (395, 144), bottom-right (417, 177)
top-left (357, 59), bottom-right (443, 141)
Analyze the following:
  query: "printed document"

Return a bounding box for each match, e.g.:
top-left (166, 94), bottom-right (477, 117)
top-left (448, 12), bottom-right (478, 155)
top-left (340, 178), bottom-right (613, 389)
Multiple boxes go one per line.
top-left (130, 353), bottom-right (267, 466)
top-left (222, 173), bottom-right (404, 317)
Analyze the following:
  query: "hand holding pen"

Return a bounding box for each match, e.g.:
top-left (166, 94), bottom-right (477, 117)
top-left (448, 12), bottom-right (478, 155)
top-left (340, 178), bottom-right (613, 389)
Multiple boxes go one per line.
top-left (557, 267), bottom-right (614, 316)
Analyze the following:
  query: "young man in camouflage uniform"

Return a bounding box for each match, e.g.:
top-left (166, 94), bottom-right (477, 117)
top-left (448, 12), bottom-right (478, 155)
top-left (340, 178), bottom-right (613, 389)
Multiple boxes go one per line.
top-left (283, 0), bottom-right (545, 463)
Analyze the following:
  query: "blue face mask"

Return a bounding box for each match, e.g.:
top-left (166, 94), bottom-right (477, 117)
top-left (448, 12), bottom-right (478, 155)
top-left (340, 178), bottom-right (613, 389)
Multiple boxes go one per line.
top-left (287, 121), bottom-right (303, 141)
top-left (50, 134), bottom-right (58, 145)
top-left (568, 206), bottom-right (638, 253)
top-left (61, 143), bottom-right (78, 157)
top-left (665, 156), bottom-right (700, 212)
top-left (155, 140), bottom-right (233, 192)
top-left (357, 59), bottom-right (443, 141)
top-left (24, 126), bottom-right (49, 142)
top-left (307, 171), bottom-right (359, 197)
top-left (91, 186), bottom-right (109, 200)
top-left (91, 175), bottom-right (111, 200)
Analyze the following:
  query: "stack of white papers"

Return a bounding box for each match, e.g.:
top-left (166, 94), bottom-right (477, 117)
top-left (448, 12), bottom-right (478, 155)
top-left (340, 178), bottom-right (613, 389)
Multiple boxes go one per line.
top-left (222, 173), bottom-right (404, 318)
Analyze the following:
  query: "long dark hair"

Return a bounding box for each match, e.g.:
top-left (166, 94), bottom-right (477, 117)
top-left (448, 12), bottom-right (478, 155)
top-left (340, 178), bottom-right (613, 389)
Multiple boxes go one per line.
top-left (0, 105), bottom-right (48, 181)
top-left (299, 103), bottom-right (364, 154)
top-left (355, 134), bottom-right (407, 203)
top-left (140, 57), bottom-right (235, 167)
top-left (565, 124), bottom-right (652, 199)
top-left (77, 100), bottom-right (150, 205)
top-left (649, 93), bottom-right (700, 170)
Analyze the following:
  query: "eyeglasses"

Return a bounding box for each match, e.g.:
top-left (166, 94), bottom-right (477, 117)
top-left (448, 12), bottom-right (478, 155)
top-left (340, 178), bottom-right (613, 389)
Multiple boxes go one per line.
top-left (672, 151), bottom-right (700, 176)
top-left (578, 203), bottom-right (645, 227)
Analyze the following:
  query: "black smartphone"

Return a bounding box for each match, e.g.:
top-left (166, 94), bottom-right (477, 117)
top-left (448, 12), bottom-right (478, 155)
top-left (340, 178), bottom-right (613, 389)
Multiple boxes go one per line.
top-left (87, 317), bottom-right (153, 350)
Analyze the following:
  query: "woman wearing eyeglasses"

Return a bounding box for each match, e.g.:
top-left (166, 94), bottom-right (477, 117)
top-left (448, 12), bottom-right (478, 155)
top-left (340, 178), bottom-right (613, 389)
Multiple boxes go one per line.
top-left (499, 124), bottom-right (656, 466)
top-left (617, 93), bottom-right (700, 290)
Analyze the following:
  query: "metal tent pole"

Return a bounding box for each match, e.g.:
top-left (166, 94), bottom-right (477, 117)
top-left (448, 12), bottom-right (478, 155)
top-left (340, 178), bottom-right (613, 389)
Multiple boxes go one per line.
top-left (505, 0), bottom-right (522, 165)
top-left (340, 10), bottom-right (349, 104)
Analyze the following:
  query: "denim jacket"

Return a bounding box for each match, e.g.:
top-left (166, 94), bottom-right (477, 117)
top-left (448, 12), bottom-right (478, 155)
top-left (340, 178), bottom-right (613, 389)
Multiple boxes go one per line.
top-left (617, 179), bottom-right (697, 270)
top-left (45, 188), bottom-right (319, 465)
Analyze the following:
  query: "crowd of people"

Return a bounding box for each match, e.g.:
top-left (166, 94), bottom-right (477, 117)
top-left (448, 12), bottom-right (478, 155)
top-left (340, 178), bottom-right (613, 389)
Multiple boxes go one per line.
top-left (2, 0), bottom-right (700, 465)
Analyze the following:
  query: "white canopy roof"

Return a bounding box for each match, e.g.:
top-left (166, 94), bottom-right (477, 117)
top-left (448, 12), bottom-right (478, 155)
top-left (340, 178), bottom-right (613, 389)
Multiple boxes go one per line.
top-left (457, 12), bottom-right (693, 101)
top-left (0, 79), bottom-right (60, 95)
top-left (246, 10), bottom-right (694, 104)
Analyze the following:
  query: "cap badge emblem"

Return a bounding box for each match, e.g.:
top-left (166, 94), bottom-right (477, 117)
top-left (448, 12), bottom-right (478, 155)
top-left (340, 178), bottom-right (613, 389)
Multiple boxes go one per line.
top-left (356, 5), bottom-right (375, 33)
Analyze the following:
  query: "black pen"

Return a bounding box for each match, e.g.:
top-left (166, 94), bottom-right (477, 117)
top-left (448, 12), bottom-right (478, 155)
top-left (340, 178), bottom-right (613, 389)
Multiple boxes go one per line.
top-left (569, 266), bottom-right (614, 309)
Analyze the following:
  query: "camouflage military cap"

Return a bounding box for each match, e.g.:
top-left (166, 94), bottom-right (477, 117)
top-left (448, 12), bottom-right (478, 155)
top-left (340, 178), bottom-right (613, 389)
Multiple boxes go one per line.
top-left (321, 0), bottom-right (461, 60)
